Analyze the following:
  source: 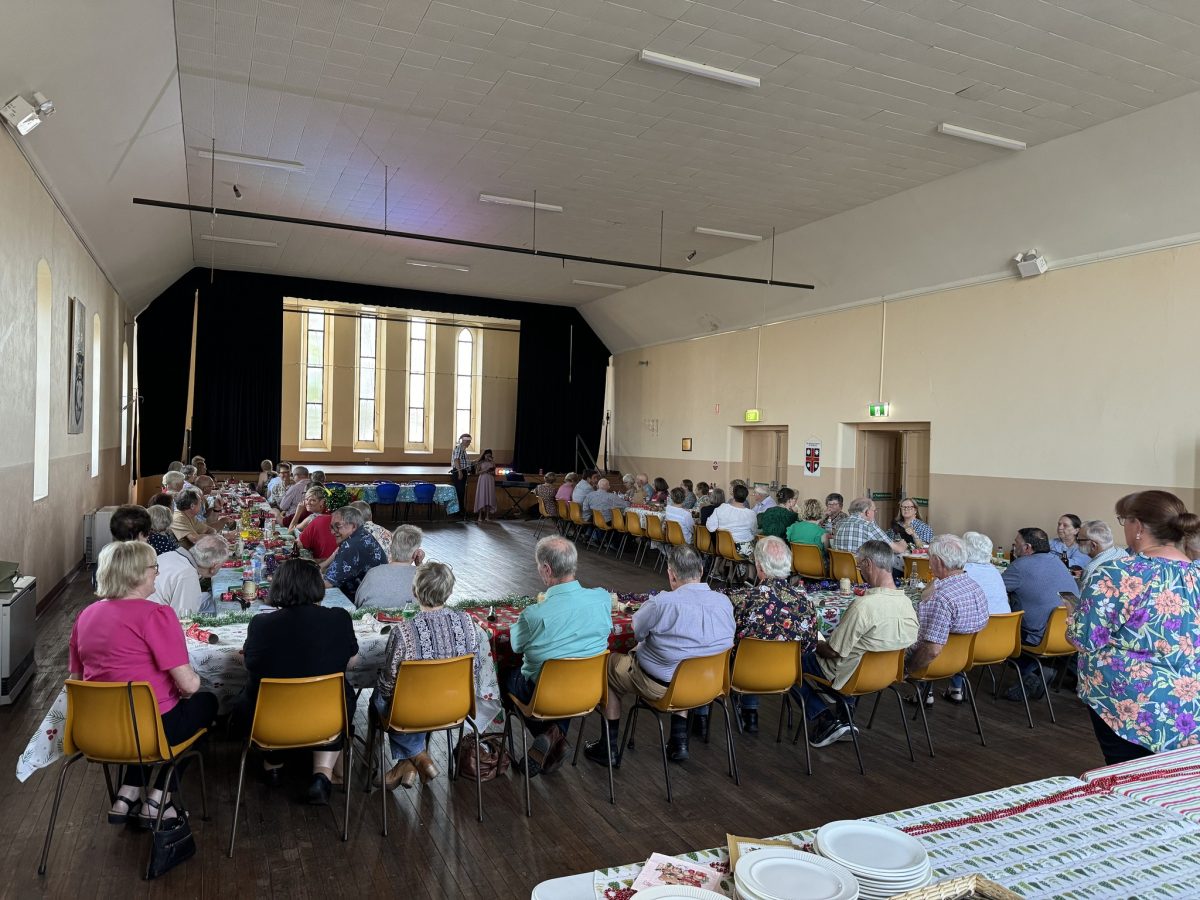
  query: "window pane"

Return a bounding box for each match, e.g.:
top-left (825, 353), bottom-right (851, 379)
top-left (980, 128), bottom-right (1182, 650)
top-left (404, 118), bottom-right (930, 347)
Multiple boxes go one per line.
top-left (305, 404), bottom-right (322, 439)
top-left (410, 339), bottom-right (425, 374)
top-left (457, 336), bottom-right (472, 372)
top-left (411, 320), bottom-right (425, 340)
top-left (358, 400), bottom-right (375, 441)
top-left (306, 368), bottom-right (323, 403)
top-left (408, 408), bottom-right (424, 443)
top-left (360, 317), bottom-right (375, 349)
top-left (360, 367), bottom-right (375, 400)
top-left (457, 374), bottom-right (471, 401)
top-left (455, 410), bottom-right (470, 440)
top-left (409, 372), bottom-right (424, 400)
top-left (307, 311), bottom-right (323, 330)
top-left (307, 331), bottom-right (324, 366)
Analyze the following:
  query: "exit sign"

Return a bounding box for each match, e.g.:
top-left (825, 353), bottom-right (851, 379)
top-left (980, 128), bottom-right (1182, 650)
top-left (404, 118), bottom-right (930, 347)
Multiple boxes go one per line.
top-left (744, 409), bottom-right (762, 423)
top-left (868, 402), bottom-right (890, 418)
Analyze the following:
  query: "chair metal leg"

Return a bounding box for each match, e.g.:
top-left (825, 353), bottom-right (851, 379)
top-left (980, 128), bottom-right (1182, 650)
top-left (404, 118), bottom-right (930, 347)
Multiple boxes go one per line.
top-left (888, 686), bottom-right (916, 763)
top-left (799, 705), bottom-right (812, 775)
top-left (187, 749), bottom-right (210, 821)
top-left (619, 704), bottom-right (639, 757)
top-left (866, 692), bottom-right (883, 729)
top-left (362, 715), bottom-right (377, 793)
top-left (37, 753), bottom-right (82, 875)
top-left (650, 710), bottom-right (672, 803)
top-left (776, 696), bottom-right (787, 743)
top-left (101, 764), bottom-right (116, 805)
top-left (446, 729), bottom-right (455, 782)
top-left (912, 682), bottom-right (934, 758)
top-left (465, 719), bottom-right (484, 823)
top-left (379, 729), bottom-right (390, 837)
top-left (572, 717), bottom-right (585, 767)
top-left (1034, 658), bottom-right (1057, 724)
top-left (964, 677), bottom-right (986, 747)
top-left (521, 723), bottom-right (532, 818)
top-left (1007, 659), bottom-right (1034, 728)
top-left (227, 743), bottom-right (250, 858)
top-left (342, 741), bottom-right (353, 842)
top-left (840, 699), bottom-right (866, 776)
top-left (714, 697), bottom-right (739, 785)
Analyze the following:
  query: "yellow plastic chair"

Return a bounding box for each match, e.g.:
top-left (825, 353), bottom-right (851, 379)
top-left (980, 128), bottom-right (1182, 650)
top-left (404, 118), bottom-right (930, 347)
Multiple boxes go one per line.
top-left (365, 655), bottom-right (482, 835)
top-left (795, 649), bottom-right (915, 776)
top-left (618, 648), bottom-right (739, 803)
top-left (903, 556), bottom-right (933, 582)
top-left (555, 499), bottom-right (568, 521)
top-left (664, 519), bottom-right (689, 551)
top-left (714, 530), bottom-right (750, 586)
top-left (39, 680), bottom-right (210, 877)
top-left (790, 542), bottom-right (826, 580)
top-left (624, 509), bottom-right (650, 566)
top-left (968, 612), bottom-right (1032, 729)
top-left (645, 515), bottom-right (667, 571)
top-left (1013, 605), bottom-right (1076, 724)
top-left (608, 506), bottom-right (629, 558)
top-left (567, 501), bottom-right (587, 543)
top-left (534, 496), bottom-right (560, 541)
top-left (502, 651), bottom-right (613, 817)
top-left (730, 639), bottom-right (804, 761)
top-left (696, 526), bottom-right (716, 581)
top-left (230, 673), bottom-right (352, 855)
top-left (590, 508), bottom-right (615, 553)
top-left (829, 548), bottom-right (863, 583)
top-left (905, 631), bottom-right (984, 757)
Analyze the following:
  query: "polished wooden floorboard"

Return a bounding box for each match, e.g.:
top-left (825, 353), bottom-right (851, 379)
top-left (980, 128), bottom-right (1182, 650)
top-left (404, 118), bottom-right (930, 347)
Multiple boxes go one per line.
top-left (2, 519), bottom-right (1104, 899)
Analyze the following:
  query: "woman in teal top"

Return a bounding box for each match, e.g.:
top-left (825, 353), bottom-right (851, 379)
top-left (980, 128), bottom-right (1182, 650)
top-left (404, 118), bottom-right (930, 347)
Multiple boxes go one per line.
top-left (787, 498), bottom-right (828, 551)
top-left (757, 488), bottom-right (799, 538)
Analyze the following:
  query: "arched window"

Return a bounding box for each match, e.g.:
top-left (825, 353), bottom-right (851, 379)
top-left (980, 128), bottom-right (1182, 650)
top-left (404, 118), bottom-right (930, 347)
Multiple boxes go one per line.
top-left (33, 260), bottom-right (52, 500)
top-left (354, 314), bottom-right (385, 450)
top-left (454, 328), bottom-right (476, 441)
top-left (91, 313), bottom-right (101, 477)
top-left (120, 340), bottom-right (129, 466)
top-left (405, 318), bottom-right (430, 449)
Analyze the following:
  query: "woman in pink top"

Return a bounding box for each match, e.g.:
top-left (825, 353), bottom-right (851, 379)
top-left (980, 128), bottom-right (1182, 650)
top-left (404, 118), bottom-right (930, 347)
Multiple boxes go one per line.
top-left (69, 541), bottom-right (216, 827)
top-left (555, 473), bottom-right (577, 503)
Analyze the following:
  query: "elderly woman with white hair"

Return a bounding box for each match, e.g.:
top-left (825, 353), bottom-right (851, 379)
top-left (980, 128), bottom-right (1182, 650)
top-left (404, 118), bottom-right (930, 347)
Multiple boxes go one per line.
top-left (162, 470), bottom-right (185, 496)
top-left (146, 503), bottom-right (180, 555)
top-left (353, 524), bottom-right (426, 609)
top-left (963, 532), bottom-right (1011, 615)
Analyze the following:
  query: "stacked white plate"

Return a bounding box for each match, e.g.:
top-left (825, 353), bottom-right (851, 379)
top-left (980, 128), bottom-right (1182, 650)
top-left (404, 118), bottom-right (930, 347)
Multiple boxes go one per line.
top-left (813, 822), bottom-right (933, 899)
top-left (733, 847), bottom-right (860, 900)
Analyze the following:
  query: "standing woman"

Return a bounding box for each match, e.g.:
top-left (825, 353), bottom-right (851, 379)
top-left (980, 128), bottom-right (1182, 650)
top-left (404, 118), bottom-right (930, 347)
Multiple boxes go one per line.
top-left (1068, 491), bottom-right (1200, 764)
top-left (889, 500), bottom-right (932, 549)
top-left (474, 449), bottom-right (497, 522)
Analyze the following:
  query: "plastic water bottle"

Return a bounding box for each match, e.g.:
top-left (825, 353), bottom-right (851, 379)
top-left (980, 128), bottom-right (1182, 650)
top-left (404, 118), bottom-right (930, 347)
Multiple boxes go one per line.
top-left (253, 545), bottom-right (266, 583)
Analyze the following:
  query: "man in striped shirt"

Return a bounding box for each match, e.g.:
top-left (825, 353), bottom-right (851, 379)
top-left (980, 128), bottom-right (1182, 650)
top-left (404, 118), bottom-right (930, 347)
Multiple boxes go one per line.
top-left (450, 433), bottom-right (473, 519)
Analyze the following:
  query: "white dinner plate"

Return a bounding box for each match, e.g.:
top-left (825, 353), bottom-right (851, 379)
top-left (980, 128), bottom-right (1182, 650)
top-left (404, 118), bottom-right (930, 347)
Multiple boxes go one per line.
top-left (735, 848), bottom-right (859, 900)
top-left (814, 821), bottom-right (928, 876)
top-left (634, 887), bottom-right (728, 900)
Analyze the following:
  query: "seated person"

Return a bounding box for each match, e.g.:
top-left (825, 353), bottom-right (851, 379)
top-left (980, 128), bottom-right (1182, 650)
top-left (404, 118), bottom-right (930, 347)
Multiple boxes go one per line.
top-left (146, 503), bottom-right (180, 555)
top-left (705, 483), bottom-right (759, 557)
top-left (242, 559), bottom-right (359, 804)
top-left (278, 465), bottom-right (311, 520)
top-left (962, 531), bottom-right (1010, 614)
top-left (620, 473), bottom-right (637, 501)
top-left (1050, 513), bottom-right (1092, 572)
top-left (889, 500), bottom-right (932, 549)
top-left (908, 534), bottom-right (989, 706)
top-left (650, 477), bottom-right (670, 504)
top-left (297, 487), bottom-right (337, 562)
top-left (698, 488), bottom-right (725, 527)
top-left (170, 488), bottom-right (220, 548)
top-left (818, 493), bottom-right (848, 532)
top-left (371, 562), bottom-right (491, 790)
top-left (323, 505), bottom-right (386, 600)
top-left (354, 524), bottom-right (426, 609)
top-left (757, 487), bottom-right (799, 539)
top-left (585, 545), bottom-right (734, 765)
top-left (726, 536), bottom-right (816, 733)
top-left (555, 473), bottom-right (577, 503)
top-left (535, 473), bottom-right (560, 517)
top-left (572, 470), bottom-right (598, 504)
top-left (162, 470), bottom-right (185, 499)
top-left (636, 473), bottom-right (653, 502)
top-left (787, 499), bottom-right (829, 553)
top-left (70, 541), bottom-right (216, 826)
top-left (1077, 519), bottom-right (1125, 586)
top-left (190, 455), bottom-right (207, 479)
top-left (110, 504), bottom-right (151, 543)
top-left (1002, 527), bottom-right (1079, 699)
top-left (694, 482), bottom-right (713, 508)
top-left (681, 479), bottom-right (697, 510)
top-left (348, 500), bottom-right (392, 554)
top-left (792, 540), bottom-right (918, 747)
top-left (581, 477), bottom-right (629, 526)
top-left (750, 485), bottom-right (776, 514)
top-left (153, 534), bottom-right (228, 617)
top-left (663, 488), bottom-right (695, 544)
top-left (831, 498), bottom-right (907, 558)
top-left (266, 462), bottom-right (292, 508)
top-left (256, 459), bottom-right (274, 494)
top-left (509, 536), bottom-right (612, 776)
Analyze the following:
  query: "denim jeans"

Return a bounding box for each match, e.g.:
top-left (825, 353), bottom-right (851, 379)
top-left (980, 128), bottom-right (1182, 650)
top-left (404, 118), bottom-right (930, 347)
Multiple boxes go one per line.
top-left (789, 651), bottom-right (857, 722)
top-left (372, 692), bottom-right (426, 760)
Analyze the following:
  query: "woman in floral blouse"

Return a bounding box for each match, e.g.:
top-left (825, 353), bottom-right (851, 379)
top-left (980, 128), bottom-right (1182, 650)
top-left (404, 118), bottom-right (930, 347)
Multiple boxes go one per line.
top-left (1068, 490), bottom-right (1200, 764)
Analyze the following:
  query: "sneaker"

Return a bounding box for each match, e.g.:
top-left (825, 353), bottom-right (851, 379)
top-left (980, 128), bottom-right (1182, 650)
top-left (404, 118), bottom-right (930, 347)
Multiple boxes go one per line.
top-left (942, 687), bottom-right (964, 704)
top-left (904, 689), bottom-right (935, 707)
top-left (810, 716), bottom-right (852, 748)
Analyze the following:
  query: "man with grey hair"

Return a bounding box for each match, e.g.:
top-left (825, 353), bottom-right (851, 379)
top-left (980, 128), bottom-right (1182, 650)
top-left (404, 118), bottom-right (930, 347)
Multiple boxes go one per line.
top-left (722, 536), bottom-right (817, 733)
top-left (831, 497), bottom-right (907, 557)
top-left (794, 539), bottom-right (920, 748)
top-left (510, 536), bottom-right (613, 776)
top-left (171, 487), bottom-right (220, 548)
top-left (267, 461), bottom-right (292, 507)
top-left (354, 524), bottom-right (426, 609)
top-left (581, 477), bottom-right (629, 542)
top-left (349, 499), bottom-right (392, 554)
top-left (162, 470), bottom-right (185, 495)
top-left (1077, 520), bottom-right (1124, 587)
top-left (152, 534), bottom-right (229, 617)
top-left (907, 534), bottom-right (988, 695)
top-left (585, 544), bottom-right (734, 766)
top-left (278, 465), bottom-right (311, 519)
top-left (180, 465), bottom-right (198, 490)
top-left (322, 505), bottom-right (386, 600)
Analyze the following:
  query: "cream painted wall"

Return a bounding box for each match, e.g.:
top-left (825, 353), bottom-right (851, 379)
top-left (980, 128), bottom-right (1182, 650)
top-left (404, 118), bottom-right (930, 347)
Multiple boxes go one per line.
top-left (281, 310), bottom-right (519, 464)
top-left (0, 131), bottom-right (130, 596)
top-left (614, 242), bottom-right (1200, 546)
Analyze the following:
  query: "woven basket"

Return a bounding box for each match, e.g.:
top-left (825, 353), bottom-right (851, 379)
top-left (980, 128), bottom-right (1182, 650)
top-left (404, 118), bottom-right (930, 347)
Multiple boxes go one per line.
top-left (889, 874), bottom-right (1023, 900)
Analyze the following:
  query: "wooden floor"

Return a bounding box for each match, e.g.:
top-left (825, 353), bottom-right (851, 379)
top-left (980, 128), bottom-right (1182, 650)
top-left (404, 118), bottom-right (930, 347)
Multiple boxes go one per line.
top-left (2, 518), bottom-right (1105, 899)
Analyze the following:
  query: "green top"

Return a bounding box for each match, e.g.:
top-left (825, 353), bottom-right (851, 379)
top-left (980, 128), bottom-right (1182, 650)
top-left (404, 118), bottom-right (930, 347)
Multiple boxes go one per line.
top-left (757, 506), bottom-right (799, 539)
top-left (786, 519), bottom-right (827, 548)
top-left (509, 580), bottom-right (613, 680)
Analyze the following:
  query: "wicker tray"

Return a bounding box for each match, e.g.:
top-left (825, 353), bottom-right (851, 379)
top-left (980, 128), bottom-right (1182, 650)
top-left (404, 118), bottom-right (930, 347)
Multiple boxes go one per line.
top-left (890, 874), bottom-right (1023, 900)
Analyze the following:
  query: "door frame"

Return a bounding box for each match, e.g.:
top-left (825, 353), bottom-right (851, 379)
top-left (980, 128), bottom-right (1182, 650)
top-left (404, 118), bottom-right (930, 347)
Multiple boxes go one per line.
top-left (738, 424), bottom-right (789, 490)
top-left (853, 422), bottom-right (931, 512)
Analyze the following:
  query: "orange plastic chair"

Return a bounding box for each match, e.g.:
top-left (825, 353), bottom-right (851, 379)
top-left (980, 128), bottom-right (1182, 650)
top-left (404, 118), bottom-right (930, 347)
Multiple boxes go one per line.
top-left (795, 649), bottom-right (914, 775)
top-left (696, 526), bottom-right (716, 581)
top-left (555, 499), bottom-right (568, 521)
top-left (230, 673), bottom-right (352, 855)
top-left (534, 496), bottom-right (560, 542)
top-left (567, 502), bottom-right (587, 543)
top-left (714, 530), bottom-right (750, 586)
top-left (608, 507), bottom-right (629, 557)
top-left (790, 542), bottom-right (826, 580)
top-left (502, 652), bottom-right (613, 816)
top-left (366, 654), bottom-right (483, 835)
top-left (624, 509), bottom-right (650, 566)
top-left (969, 612), bottom-right (1032, 728)
top-left (39, 680), bottom-right (209, 877)
top-left (1014, 605), bottom-right (1076, 724)
top-left (730, 639), bottom-right (804, 762)
top-left (619, 648), bottom-right (739, 802)
top-left (829, 548), bottom-right (864, 583)
top-left (590, 508), bottom-right (615, 553)
top-left (644, 515), bottom-right (667, 571)
top-left (905, 631), bottom-right (984, 756)
top-left (903, 556), bottom-right (933, 582)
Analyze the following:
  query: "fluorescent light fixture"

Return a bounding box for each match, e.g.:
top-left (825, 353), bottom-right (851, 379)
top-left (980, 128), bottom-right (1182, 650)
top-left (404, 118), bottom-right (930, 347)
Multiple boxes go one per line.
top-left (197, 148), bottom-right (305, 171)
top-left (2, 92), bottom-right (53, 135)
top-left (937, 122), bottom-right (1026, 151)
top-left (199, 234), bottom-right (278, 247)
top-left (406, 259), bottom-right (470, 272)
top-left (478, 193), bottom-right (563, 213)
top-left (572, 279), bottom-right (627, 290)
top-left (638, 49), bottom-right (760, 88)
top-left (694, 226), bottom-right (763, 242)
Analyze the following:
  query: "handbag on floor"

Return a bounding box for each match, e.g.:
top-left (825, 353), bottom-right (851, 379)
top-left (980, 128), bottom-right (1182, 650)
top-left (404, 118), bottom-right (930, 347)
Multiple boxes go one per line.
top-left (456, 733), bottom-right (510, 782)
top-left (146, 812), bottom-right (196, 879)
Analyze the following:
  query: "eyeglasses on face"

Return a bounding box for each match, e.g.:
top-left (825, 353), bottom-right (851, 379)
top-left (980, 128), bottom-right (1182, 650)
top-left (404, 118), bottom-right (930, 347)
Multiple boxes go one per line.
top-left (146, 564), bottom-right (160, 573)
top-left (1116, 515), bottom-right (1133, 526)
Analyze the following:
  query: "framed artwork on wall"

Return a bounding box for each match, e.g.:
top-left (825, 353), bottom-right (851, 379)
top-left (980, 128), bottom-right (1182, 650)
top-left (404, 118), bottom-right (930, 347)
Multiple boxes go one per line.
top-left (68, 297), bottom-right (86, 434)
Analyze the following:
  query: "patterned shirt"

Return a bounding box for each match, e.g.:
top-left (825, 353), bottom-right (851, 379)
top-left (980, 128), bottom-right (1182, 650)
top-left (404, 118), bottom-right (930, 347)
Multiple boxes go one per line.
top-left (535, 482), bottom-right (559, 514)
top-left (325, 527), bottom-right (386, 600)
top-left (148, 530), bottom-right (179, 555)
top-left (727, 578), bottom-right (817, 651)
top-left (889, 519), bottom-right (933, 547)
top-left (831, 514), bottom-right (892, 553)
top-left (916, 572), bottom-right (989, 645)
top-left (375, 607), bottom-right (481, 701)
top-left (364, 522), bottom-right (392, 554)
top-left (451, 444), bottom-right (471, 474)
top-left (819, 510), bottom-right (848, 533)
top-left (1069, 553), bottom-right (1200, 753)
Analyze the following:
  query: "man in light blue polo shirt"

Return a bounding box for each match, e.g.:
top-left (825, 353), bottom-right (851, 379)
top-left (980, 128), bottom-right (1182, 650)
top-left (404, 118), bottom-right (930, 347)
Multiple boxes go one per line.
top-left (508, 535), bottom-right (612, 777)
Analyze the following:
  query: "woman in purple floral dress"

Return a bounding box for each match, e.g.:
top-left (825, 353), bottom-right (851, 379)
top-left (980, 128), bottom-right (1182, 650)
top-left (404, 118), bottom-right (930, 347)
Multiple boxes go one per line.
top-left (1068, 490), bottom-right (1200, 764)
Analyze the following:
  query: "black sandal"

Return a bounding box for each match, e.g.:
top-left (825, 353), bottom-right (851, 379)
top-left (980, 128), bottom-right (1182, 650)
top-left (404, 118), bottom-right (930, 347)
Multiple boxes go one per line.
top-left (107, 795), bottom-right (142, 825)
top-left (137, 796), bottom-right (181, 831)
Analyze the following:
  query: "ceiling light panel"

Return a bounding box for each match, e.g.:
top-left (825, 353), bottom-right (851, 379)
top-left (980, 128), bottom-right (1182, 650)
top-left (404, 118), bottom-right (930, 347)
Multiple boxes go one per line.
top-left (406, 259), bottom-right (470, 272)
top-left (478, 193), bottom-right (564, 213)
top-left (638, 50), bottom-right (761, 88)
top-left (694, 227), bottom-right (763, 242)
top-left (199, 234), bottom-right (279, 247)
top-left (197, 149), bottom-right (306, 171)
top-left (572, 279), bottom-right (627, 290)
top-left (936, 123), bottom-right (1027, 152)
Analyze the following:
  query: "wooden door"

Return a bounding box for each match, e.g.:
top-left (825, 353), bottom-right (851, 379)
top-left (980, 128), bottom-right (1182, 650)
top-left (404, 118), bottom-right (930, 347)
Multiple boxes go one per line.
top-left (900, 429), bottom-right (931, 522)
top-left (744, 430), bottom-right (776, 491)
top-left (861, 430), bottom-right (900, 525)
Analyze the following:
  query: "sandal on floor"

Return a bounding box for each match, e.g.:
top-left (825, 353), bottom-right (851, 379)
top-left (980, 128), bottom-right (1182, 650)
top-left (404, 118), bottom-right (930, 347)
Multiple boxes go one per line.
top-left (137, 797), bottom-right (181, 831)
top-left (107, 795), bottom-right (142, 825)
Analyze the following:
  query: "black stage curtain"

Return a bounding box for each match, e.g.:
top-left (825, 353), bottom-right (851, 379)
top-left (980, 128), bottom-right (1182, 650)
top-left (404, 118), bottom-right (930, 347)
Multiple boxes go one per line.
top-left (136, 267), bottom-right (609, 474)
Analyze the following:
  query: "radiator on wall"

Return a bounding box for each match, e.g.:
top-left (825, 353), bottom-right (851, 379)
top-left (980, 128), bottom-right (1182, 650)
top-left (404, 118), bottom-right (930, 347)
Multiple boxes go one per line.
top-left (83, 506), bottom-right (120, 564)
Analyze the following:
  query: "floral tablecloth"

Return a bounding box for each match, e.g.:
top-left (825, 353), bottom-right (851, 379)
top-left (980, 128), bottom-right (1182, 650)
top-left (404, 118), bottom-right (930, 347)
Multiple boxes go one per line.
top-left (464, 604), bottom-right (639, 672)
top-left (590, 775), bottom-right (1200, 899)
top-left (347, 482), bottom-right (460, 515)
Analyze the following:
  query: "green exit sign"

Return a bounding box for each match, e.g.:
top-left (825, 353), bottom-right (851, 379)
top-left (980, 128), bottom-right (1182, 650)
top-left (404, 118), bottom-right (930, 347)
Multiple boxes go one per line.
top-left (744, 409), bottom-right (762, 423)
top-left (868, 402), bottom-right (890, 418)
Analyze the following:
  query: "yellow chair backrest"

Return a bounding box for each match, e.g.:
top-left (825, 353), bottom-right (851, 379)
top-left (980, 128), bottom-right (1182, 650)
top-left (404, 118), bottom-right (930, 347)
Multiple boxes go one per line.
top-left (388, 655), bottom-right (476, 733)
top-left (829, 548), bottom-right (862, 583)
top-left (695, 526), bottom-right (713, 554)
top-left (556, 499), bottom-right (568, 519)
top-left (791, 542), bottom-right (825, 579)
top-left (645, 515), bottom-right (666, 542)
top-left (658, 648), bottom-right (732, 710)
top-left (971, 612), bottom-right (1024, 666)
top-left (909, 631), bottom-right (975, 681)
top-left (538, 496), bottom-right (556, 518)
top-left (610, 510), bottom-right (627, 533)
top-left (840, 649), bottom-right (905, 696)
top-left (664, 519), bottom-right (687, 547)
top-left (1027, 605), bottom-right (1073, 655)
top-left (527, 652), bottom-right (609, 719)
top-left (715, 530), bottom-right (741, 562)
top-left (568, 502), bottom-right (585, 526)
top-left (731, 639), bottom-right (800, 694)
top-left (252, 673), bottom-right (347, 749)
top-left (591, 508), bottom-right (612, 531)
top-left (903, 556), bottom-right (933, 582)
top-left (64, 680), bottom-right (170, 763)
top-left (624, 508), bottom-right (646, 538)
